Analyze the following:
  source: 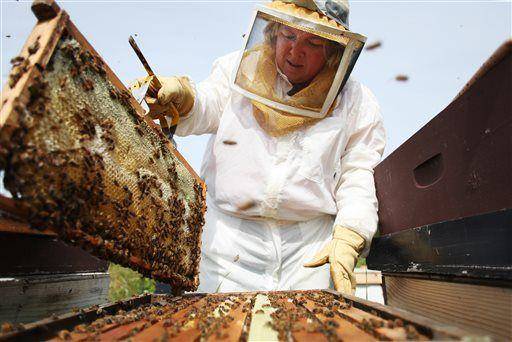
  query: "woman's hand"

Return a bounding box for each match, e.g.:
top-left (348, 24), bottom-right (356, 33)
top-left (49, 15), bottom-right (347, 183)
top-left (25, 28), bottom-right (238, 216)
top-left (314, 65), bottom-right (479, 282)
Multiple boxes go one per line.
top-left (129, 75), bottom-right (195, 121)
top-left (304, 225), bottom-right (365, 294)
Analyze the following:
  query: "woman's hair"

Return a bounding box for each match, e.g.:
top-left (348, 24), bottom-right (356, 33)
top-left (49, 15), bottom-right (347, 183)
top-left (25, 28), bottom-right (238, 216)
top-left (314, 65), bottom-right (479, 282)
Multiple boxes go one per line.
top-left (263, 21), bottom-right (344, 69)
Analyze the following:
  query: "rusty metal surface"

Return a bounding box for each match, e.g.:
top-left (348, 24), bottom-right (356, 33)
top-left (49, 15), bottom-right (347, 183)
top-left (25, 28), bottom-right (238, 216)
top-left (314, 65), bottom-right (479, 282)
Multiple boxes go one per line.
top-left (374, 40), bottom-right (512, 235)
top-left (0, 290), bottom-right (477, 341)
top-left (0, 0), bottom-right (206, 291)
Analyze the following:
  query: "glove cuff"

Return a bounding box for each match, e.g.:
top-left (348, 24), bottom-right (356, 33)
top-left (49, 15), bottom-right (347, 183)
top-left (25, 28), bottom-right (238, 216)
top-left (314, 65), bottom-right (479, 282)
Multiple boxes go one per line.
top-left (333, 225), bottom-right (366, 252)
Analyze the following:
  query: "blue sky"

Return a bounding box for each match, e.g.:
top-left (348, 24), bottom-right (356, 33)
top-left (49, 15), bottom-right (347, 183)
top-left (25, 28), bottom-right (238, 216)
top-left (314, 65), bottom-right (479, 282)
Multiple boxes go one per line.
top-left (1, 0), bottom-right (511, 176)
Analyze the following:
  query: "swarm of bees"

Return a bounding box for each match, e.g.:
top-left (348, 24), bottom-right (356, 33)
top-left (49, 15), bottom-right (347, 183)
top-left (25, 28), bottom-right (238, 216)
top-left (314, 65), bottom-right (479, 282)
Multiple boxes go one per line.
top-left (0, 32), bottom-right (206, 291)
top-left (0, 291), bottom-right (431, 341)
top-left (7, 56), bottom-right (30, 88)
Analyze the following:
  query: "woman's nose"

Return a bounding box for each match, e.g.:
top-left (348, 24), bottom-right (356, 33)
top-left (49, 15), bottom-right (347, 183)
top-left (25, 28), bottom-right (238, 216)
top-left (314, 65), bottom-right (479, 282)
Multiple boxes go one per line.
top-left (289, 41), bottom-right (305, 59)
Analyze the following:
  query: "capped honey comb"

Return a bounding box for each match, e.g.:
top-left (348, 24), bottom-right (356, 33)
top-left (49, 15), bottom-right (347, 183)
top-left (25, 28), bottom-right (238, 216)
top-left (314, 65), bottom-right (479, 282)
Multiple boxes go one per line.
top-left (0, 1), bottom-right (205, 291)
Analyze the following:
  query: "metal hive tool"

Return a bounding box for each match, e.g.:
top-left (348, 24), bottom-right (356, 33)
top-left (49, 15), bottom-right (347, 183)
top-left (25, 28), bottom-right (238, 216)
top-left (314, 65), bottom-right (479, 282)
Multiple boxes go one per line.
top-left (0, 290), bottom-right (477, 341)
top-left (0, 0), bottom-right (206, 291)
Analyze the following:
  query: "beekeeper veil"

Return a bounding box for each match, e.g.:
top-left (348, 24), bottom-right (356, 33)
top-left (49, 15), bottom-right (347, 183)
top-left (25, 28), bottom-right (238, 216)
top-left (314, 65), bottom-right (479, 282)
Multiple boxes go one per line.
top-left (232, 0), bottom-right (366, 136)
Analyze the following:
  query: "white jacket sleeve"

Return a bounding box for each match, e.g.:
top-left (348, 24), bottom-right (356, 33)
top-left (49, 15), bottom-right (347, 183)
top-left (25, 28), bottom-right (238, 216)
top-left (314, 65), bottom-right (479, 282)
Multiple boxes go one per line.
top-left (175, 53), bottom-right (236, 136)
top-left (334, 83), bottom-right (386, 255)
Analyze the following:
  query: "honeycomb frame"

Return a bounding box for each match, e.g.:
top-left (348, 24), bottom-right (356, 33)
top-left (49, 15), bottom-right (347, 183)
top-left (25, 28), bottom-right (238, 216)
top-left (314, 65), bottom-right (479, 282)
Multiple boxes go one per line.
top-left (0, 0), bottom-right (206, 292)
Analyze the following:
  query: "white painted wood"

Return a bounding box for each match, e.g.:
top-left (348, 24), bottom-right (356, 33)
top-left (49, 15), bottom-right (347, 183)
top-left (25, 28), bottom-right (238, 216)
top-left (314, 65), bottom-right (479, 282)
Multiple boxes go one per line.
top-left (247, 293), bottom-right (279, 342)
top-left (355, 284), bottom-right (384, 304)
top-left (354, 267), bottom-right (382, 285)
top-left (354, 267), bottom-right (384, 304)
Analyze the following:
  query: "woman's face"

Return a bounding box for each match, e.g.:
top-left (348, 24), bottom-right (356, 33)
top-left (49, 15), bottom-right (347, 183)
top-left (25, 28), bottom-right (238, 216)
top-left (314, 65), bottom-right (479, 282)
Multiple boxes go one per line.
top-left (275, 25), bottom-right (331, 85)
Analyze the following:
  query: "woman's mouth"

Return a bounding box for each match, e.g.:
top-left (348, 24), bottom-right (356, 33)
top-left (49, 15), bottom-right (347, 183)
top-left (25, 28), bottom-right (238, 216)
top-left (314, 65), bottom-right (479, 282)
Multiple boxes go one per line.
top-left (286, 60), bottom-right (303, 68)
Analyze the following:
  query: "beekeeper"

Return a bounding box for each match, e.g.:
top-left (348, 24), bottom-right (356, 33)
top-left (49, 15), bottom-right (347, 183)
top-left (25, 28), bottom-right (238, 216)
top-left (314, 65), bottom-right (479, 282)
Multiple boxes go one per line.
top-left (133, 0), bottom-right (385, 294)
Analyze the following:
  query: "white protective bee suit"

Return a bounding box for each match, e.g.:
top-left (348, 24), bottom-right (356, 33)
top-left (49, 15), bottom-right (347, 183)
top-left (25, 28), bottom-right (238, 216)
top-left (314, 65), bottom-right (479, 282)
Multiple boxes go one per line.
top-left (175, 49), bottom-right (386, 292)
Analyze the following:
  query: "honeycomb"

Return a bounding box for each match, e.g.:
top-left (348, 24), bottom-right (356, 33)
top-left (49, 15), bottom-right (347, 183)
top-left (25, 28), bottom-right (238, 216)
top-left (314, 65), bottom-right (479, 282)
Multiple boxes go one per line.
top-left (0, 32), bottom-right (205, 291)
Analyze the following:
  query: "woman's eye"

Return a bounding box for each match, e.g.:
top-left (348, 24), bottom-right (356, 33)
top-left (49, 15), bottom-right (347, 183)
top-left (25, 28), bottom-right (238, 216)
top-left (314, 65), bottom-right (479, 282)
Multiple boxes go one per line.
top-left (308, 40), bottom-right (324, 47)
top-left (281, 32), bottom-right (295, 40)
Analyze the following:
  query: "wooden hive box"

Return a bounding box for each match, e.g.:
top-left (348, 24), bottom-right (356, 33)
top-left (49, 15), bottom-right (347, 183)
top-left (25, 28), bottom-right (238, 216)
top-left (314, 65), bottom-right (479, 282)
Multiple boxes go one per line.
top-left (367, 41), bottom-right (512, 340)
top-left (0, 210), bottom-right (110, 324)
top-left (0, 290), bottom-right (479, 341)
top-left (0, 0), bottom-right (206, 292)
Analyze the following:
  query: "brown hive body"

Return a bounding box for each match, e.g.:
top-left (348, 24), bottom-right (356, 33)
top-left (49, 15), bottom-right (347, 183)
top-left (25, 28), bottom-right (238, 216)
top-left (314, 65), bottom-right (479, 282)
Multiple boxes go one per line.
top-left (0, 290), bottom-right (478, 341)
top-left (0, 0), bottom-right (206, 291)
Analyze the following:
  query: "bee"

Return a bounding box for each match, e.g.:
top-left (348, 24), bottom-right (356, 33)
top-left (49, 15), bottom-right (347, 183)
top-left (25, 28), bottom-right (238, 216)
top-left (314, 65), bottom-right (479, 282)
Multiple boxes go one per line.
top-left (10, 55), bottom-right (25, 66)
top-left (326, 319), bottom-right (339, 329)
top-left (28, 40), bottom-right (40, 55)
top-left (393, 318), bottom-right (404, 328)
top-left (57, 329), bottom-right (71, 340)
top-left (237, 200), bottom-right (256, 211)
top-left (369, 318), bottom-right (383, 328)
top-left (365, 41), bottom-right (382, 51)
top-left (92, 57), bottom-right (107, 76)
top-left (103, 136), bottom-right (115, 151)
top-left (81, 78), bottom-right (94, 91)
top-left (69, 66), bottom-right (79, 78)
top-left (59, 76), bottom-right (67, 88)
top-left (109, 87), bottom-right (119, 100)
top-left (405, 325), bottom-right (420, 339)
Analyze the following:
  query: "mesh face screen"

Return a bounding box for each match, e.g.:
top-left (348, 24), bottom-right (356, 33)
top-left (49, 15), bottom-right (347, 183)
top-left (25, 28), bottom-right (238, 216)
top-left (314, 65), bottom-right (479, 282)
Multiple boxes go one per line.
top-left (234, 14), bottom-right (344, 115)
top-left (1, 33), bottom-right (205, 291)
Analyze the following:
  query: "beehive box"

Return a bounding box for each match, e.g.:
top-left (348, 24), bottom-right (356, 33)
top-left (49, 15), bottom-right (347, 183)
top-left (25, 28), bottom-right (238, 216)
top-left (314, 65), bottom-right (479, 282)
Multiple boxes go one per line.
top-left (0, 290), bottom-right (478, 341)
top-left (0, 0), bottom-right (206, 292)
top-left (368, 40), bottom-right (512, 341)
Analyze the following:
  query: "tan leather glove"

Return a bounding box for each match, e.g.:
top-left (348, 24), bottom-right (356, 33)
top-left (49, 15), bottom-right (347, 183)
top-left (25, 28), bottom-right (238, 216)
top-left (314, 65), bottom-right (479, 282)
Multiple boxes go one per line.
top-left (130, 75), bottom-right (195, 119)
top-left (303, 225), bottom-right (365, 294)
top-left (154, 76), bottom-right (194, 116)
